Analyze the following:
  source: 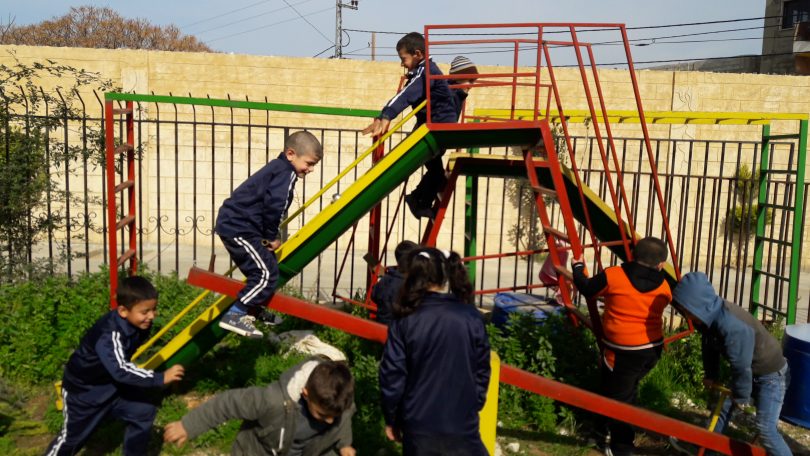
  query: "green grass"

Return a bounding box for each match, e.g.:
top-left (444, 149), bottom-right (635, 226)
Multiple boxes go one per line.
top-left (1, 272), bottom-right (754, 454)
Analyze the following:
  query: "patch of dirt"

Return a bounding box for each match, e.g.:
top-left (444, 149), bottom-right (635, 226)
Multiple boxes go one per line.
top-left (183, 392), bottom-right (214, 409)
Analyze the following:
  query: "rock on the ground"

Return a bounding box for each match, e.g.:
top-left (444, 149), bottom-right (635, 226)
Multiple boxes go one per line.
top-left (505, 442), bottom-right (520, 453)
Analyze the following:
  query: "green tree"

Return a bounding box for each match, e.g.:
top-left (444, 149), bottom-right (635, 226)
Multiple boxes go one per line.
top-left (0, 6), bottom-right (211, 52)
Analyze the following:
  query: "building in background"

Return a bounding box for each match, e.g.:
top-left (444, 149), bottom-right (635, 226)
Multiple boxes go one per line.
top-left (655, 0), bottom-right (810, 74)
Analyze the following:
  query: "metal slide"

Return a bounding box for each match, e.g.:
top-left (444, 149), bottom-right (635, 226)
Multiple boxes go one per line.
top-left (139, 122), bottom-right (762, 455)
top-left (445, 152), bottom-right (679, 286)
top-left (137, 122), bottom-right (546, 369)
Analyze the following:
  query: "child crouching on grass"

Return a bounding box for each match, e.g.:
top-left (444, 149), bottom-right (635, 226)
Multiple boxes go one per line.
top-left (164, 356), bottom-right (356, 456)
top-left (46, 276), bottom-right (185, 456)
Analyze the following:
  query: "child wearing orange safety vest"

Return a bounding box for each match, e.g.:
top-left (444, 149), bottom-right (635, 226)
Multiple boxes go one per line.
top-left (571, 237), bottom-right (672, 456)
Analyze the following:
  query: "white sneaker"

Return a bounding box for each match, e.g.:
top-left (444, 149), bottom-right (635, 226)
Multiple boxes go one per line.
top-left (219, 312), bottom-right (264, 339)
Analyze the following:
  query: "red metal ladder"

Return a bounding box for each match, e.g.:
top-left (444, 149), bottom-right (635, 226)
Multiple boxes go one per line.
top-left (522, 122), bottom-right (619, 340)
top-left (105, 100), bottom-right (137, 309)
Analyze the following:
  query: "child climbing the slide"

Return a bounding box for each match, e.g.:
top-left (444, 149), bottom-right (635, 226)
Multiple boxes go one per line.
top-left (362, 32), bottom-right (457, 219)
top-left (215, 131), bottom-right (323, 339)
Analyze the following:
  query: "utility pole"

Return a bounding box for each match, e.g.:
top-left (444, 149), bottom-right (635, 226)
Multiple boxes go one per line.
top-left (371, 31), bottom-right (376, 61)
top-left (334, 0), bottom-right (358, 58)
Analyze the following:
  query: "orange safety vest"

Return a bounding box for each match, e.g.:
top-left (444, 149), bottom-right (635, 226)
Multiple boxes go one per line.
top-left (599, 266), bottom-right (672, 349)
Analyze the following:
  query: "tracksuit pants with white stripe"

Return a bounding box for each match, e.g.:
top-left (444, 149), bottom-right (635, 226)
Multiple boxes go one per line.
top-left (220, 235), bottom-right (279, 313)
top-left (45, 388), bottom-right (156, 456)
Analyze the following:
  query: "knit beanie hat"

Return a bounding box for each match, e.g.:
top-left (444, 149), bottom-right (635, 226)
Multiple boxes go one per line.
top-left (449, 56), bottom-right (478, 75)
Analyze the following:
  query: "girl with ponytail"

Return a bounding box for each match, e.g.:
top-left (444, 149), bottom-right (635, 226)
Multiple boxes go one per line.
top-left (379, 247), bottom-right (490, 456)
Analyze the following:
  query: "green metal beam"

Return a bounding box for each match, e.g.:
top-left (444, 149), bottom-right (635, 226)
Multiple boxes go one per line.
top-left (751, 125), bottom-right (770, 318)
top-left (787, 119), bottom-right (808, 324)
top-left (464, 161), bottom-right (479, 286)
top-left (104, 92), bottom-right (379, 118)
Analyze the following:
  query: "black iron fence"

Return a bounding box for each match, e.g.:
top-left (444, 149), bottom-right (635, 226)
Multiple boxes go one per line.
top-left (1, 91), bottom-right (807, 321)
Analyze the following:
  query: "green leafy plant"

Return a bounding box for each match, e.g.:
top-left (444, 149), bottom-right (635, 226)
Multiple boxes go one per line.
top-left (488, 312), bottom-right (599, 432)
top-left (0, 53), bottom-right (114, 282)
top-left (725, 164), bottom-right (773, 266)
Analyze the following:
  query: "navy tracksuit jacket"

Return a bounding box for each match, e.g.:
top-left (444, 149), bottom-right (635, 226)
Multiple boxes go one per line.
top-left (379, 292), bottom-right (490, 455)
top-left (215, 152), bottom-right (298, 312)
top-left (370, 266), bottom-right (405, 325)
top-left (46, 310), bottom-right (163, 456)
top-left (380, 59), bottom-right (457, 205)
top-left (379, 58), bottom-right (457, 126)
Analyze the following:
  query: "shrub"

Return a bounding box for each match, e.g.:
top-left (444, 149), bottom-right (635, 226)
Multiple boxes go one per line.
top-left (487, 312), bottom-right (600, 431)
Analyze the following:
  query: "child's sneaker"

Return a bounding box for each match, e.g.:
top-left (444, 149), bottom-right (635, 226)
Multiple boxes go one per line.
top-left (219, 312), bottom-right (264, 339)
top-left (405, 193), bottom-right (434, 219)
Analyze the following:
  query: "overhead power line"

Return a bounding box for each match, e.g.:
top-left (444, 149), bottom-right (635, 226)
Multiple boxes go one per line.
top-left (181, 0), bottom-right (271, 30)
top-left (206, 6), bottom-right (332, 43)
top-left (344, 15), bottom-right (779, 37)
top-left (193, 0), bottom-right (317, 36)
top-left (282, 0), bottom-right (332, 43)
top-left (342, 50), bottom-right (795, 68)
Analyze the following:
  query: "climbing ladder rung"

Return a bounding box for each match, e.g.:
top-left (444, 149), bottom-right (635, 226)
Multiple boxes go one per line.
top-left (115, 144), bottom-right (135, 154)
top-left (117, 249), bottom-right (136, 266)
top-left (754, 236), bottom-right (791, 247)
top-left (532, 185), bottom-right (557, 198)
top-left (761, 202), bottom-right (794, 211)
top-left (764, 133), bottom-right (800, 140)
top-left (752, 269), bottom-right (789, 281)
top-left (112, 108), bottom-right (133, 115)
top-left (763, 169), bottom-right (797, 175)
top-left (554, 265), bottom-right (573, 281)
top-left (543, 226), bottom-right (569, 242)
top-left (597, 240), bottom-right (627, 248)
top-left (114, 180), bottom-right (135, 193)
top-left (529, 159), bottom-right (549, 168)
top-left (116, 215), bottom-right (135, 230)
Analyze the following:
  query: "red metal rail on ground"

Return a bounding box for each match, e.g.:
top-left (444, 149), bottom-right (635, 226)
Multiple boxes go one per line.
top-left (187, 267), bottom-right (764, 456)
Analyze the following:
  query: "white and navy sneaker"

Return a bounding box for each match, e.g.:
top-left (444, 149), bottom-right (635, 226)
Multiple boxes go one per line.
top-left (219, 312), bottom-right (264, 339)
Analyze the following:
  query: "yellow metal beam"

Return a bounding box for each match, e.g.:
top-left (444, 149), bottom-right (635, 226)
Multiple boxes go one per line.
top-left (275, 124), bottom-right (431, 261)
top-left (473, 109), bottom-right (808, 125)
top-left (136, 125), bottom-right (432, 369)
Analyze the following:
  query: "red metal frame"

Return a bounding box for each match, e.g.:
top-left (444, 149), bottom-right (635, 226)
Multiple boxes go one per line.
top-left (422, 24), bottom-right (682, 270)
top-left (187, 267), bottom-right (764, 456)
top-left (105, 100), bottom-right (137, 309)
top-left (366, 138), bottom-right (386, 289)
top-left (420, 167), bottom-right (461, 247)
top-left (419, 22), bottom-right (686, 329)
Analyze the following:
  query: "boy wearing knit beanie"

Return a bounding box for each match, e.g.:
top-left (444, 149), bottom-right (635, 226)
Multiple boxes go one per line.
top-left (449, 55), bottom-right (478, 117)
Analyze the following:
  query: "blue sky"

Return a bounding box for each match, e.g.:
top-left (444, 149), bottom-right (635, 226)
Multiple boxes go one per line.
top-left (8, 1), bottom-right (765, 67)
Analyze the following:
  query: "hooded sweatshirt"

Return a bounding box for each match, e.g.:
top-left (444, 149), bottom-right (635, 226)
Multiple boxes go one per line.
top-left (672, 272), bottom-right (785, 404)
top-left (182, 357), bottom-right (353, 456)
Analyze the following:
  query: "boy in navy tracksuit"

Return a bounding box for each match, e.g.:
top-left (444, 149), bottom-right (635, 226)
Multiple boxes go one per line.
top-left (362, 32), bottom-right (458, 219)
top-left (216, 130), bottom-right (323, 339)
top-left (45, 276), bottom-right (185, 456)
top-left (370, 240), bottom-right (417, 324)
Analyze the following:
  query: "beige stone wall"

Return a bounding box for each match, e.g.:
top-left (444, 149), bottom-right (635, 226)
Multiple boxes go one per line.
top-left (1, 44), bottom-right (809, 281)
